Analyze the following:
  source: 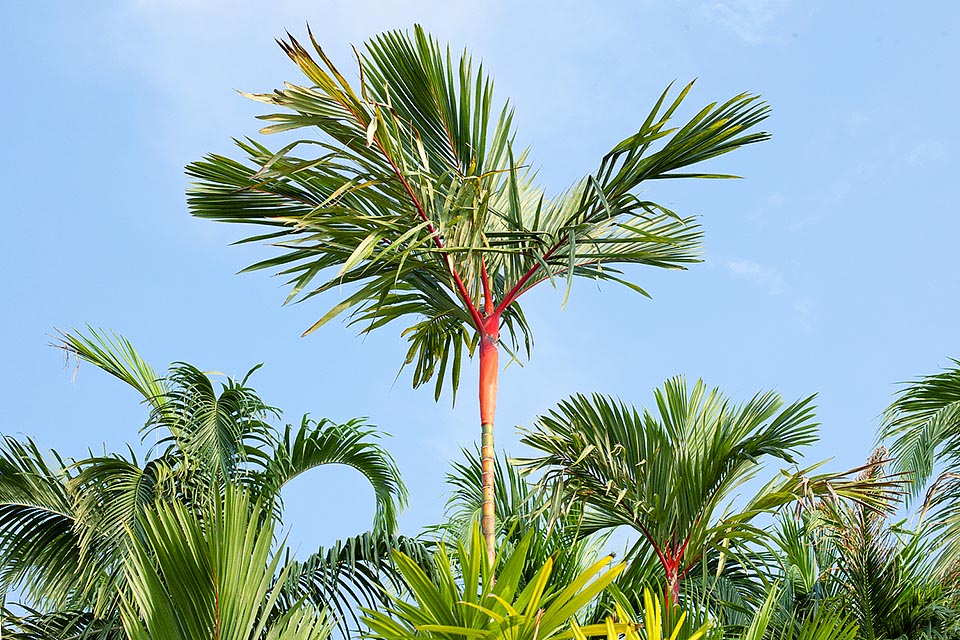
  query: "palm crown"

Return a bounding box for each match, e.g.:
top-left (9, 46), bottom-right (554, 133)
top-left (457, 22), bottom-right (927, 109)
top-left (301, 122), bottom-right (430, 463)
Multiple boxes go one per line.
top-left (186, 25), bottom-right (770, 398)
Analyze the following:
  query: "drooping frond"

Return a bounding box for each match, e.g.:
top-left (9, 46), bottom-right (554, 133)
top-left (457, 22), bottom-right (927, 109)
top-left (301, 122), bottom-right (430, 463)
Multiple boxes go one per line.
top-left (262, 417), bottom-right (407, 536)
top-left (0, 436), bottom-right (102, 611)
top-left (57, 328), bottom-right (171, 423)
top-left (0, 605), bottom-right (124, 640)
top-left (879, 360), bottom-right (960, 573)
top-left (880, 358), bottom-right (960, 497)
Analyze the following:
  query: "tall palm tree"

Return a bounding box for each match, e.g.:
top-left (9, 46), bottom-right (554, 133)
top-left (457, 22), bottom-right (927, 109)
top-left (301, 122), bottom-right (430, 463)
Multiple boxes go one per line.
top-left (517, 377), bottom-right (898, 606)
top-left (186, 24), bottom-right (771, 565)
top-left (0, 328), bottom-right (411, 638)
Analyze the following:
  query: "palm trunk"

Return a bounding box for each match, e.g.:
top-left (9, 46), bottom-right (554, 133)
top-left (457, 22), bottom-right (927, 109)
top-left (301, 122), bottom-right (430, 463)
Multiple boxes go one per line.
top-left (479, 312), bottom-right (500, 570)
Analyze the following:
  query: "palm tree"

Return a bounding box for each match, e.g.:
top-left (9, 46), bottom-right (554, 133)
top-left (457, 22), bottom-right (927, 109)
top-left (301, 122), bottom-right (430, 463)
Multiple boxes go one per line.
top-left (186, 25), bottom-right (771, 566)
top-left (880, 359), bottom-right (960, 571)
top-left (517, 377), bottom-right (898, 606)
top-left (0, 328), bottom-right (411, 638)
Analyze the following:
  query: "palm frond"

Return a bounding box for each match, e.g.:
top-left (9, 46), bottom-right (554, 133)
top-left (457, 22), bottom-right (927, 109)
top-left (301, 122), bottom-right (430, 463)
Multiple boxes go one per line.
top-left (0, 605), bottom-right (123, 640)
top-left (0, 436), bottom-right (104, 611)
top-left (119, 486), bottom-right (330, 640)
top-left (278, 532), bottom-right (431, 637)
top-left (262, 416), bottom-right (407, 536)
top-left (148, 362), bottom-right (278, 484)
top-left (57, 328), bottom-right (170, 422)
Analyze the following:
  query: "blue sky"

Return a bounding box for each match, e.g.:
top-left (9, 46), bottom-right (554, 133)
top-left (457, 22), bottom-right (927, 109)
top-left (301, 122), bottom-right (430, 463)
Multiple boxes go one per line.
top-left (2, 1), bottom-right (958, 556)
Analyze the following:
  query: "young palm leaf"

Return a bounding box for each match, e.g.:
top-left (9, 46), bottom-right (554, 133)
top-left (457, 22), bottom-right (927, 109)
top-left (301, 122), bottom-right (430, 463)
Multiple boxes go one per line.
top-left (119, 486), bottom-right (330, 640)
top-left (187, 25), bottom-right (771, 565)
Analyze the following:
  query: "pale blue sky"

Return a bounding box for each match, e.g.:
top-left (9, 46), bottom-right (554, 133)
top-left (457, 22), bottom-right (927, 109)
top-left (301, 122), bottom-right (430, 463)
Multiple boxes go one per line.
top-left (2, 1), bottom-right (958, 555)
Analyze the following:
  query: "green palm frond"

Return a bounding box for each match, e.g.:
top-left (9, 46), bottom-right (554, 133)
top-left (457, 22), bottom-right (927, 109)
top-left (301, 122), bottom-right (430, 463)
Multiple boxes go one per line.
top-left (149, 362), bottom-right (278, 484)
top-left (0, 436), bottom-right (101, 611)
top-left (187, 25), bottom-right (770, 398)
top-left (70, 452), bottom-right (176, 569)
top-left (262, 416), bottom-right (407, 536)
top-left (880, 359), bottom-right (960, 497)
top-left (879, 360), bottom-right (960, 574)
top-left (57, 327), bottom-right (171, 422)
top-left (119, 486), bottom-right (330, 640)
top-left (0, 605), bottom-right (123, 640)
top-left (278, 532), bottom-right (432, 637)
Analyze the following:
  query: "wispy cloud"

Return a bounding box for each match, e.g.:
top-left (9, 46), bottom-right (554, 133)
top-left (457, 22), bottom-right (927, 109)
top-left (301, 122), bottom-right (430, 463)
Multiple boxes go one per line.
top-left (698, 0), bottom-right (795, 44)
top-left (722, 258), bottom-right (785, 295)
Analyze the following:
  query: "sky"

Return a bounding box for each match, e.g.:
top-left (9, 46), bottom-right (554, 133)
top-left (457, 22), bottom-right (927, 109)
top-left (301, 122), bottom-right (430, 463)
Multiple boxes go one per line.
top-left (1, 1), bottom-right (958, 559)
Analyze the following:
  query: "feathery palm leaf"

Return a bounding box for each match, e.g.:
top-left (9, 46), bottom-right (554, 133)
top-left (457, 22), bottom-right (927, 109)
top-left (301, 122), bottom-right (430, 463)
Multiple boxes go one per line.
top-left (881, 359), bottom-right (960, 494)
top-left (880, 360), bottom-right (960, 573)
top-left (0, 605), bottom-right (123, 640)
top-left (262, 416), bottom-right (408, 536)
top-left (0, 436), bottom-right (102, 611)
top-left (277, 532), bottom-right (432, 637)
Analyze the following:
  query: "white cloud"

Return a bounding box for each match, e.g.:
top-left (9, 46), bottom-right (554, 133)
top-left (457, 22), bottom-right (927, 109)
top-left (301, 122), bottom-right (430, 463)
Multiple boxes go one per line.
top-left (722, 258), bottom-right (785, 295)
top-left (698, 0), bottom-right (795, 44)
top-left (904, 140), bottom-right (948, 166)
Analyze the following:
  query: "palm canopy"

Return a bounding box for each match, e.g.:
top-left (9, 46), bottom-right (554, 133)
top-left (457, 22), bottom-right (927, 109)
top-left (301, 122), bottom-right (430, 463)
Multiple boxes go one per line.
top-left (0, 328), bottom-right (410, 638)
top-left (517, 377), bottom-right (900, 602)
top-left (186, 25), bottom-right (770, 398)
